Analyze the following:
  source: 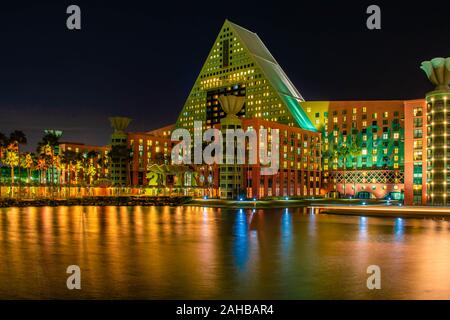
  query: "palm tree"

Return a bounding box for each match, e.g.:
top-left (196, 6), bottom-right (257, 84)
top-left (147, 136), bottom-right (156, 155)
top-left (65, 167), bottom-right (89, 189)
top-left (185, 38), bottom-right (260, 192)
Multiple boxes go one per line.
top-left (85, 150), bottom-right (99, 185)
top-left (21, 152), bottom-right (35, 184)
top-left (349, 141), bottom-right (362, 197)
top-left (9, 131), bottom-right (27, 188)
top-left (36, 157), bottom-right (48, 184)
top-left (37, 131), bottom-right (61, 188)
top-left (4, 148), bottom-right (19, 196)
top-left (336, 145), bottom-right (350, 197)
top-left (0, 132), bottom-right (9, 198)
top-left (62, 150), bottom-right (80, 196)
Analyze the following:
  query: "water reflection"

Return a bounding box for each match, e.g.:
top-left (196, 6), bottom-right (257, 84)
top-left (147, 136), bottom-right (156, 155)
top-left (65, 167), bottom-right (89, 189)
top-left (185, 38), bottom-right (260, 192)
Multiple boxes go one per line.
top-left (233, 210), bottom-right (249, 269)
top-left (394, 218), bottom-right (404, 241)
top-left (0, 206), bottom-right (449, 299)
top-left (359, 216), bottom-right (368, 240)
top-left (281, 209), bottom-right (292, 253)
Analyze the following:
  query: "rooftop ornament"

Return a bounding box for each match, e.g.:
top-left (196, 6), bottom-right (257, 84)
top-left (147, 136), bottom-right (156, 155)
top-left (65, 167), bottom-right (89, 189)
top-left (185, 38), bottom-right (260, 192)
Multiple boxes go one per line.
top-left (218, 95), bottom-right (245, 120)
top-left (109, 117), bottom-right (132, 133)
top-left (420, 57), bottom-right (450, 92)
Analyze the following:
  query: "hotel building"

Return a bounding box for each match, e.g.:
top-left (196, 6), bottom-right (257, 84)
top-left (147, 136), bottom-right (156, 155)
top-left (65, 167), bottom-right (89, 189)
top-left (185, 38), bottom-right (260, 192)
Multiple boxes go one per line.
top-left (108, 20), bottom-right (447, 205)
top-left (174, 19), bottom-right (321, 199)
top-left (302, 99), bottom-right (428, 205)
top-left (127, 124), bottom-right (174, 186)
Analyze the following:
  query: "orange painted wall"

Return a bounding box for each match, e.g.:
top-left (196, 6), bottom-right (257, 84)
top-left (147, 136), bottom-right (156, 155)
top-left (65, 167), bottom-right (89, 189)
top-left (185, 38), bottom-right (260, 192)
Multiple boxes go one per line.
top-left (403, 99), bottom-right (427, 205)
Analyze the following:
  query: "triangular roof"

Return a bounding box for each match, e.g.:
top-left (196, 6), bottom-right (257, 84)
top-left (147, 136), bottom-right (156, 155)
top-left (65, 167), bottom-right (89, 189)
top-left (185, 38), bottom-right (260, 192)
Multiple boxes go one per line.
top-left (227, 21), bottom-right (304, 100)
top-left (176, 20), bottom-right (315, 132)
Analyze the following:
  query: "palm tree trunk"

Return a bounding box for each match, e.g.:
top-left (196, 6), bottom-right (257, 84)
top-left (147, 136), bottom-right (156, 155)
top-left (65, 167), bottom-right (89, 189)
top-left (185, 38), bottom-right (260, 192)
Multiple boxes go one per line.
top-left (343, 158), bottom-right (346, 196)
top-left (68, 165), bottom-right (72, 198)
top-left (18, 154), bottom-right (21, 196)
top-left (10, 166), bottom-right (14, 198)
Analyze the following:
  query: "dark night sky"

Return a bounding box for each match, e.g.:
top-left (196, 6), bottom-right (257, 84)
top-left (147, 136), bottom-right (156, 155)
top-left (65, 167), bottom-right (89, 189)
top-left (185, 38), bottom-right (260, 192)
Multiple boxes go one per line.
top-left (0, 1), bottom-right (449, 151)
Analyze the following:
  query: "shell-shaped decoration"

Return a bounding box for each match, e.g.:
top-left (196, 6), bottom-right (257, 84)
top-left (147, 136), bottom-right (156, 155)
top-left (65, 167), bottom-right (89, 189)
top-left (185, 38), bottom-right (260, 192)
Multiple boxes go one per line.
top-left (421, 57), bottom-right (450, 89)
top-left (109, 117), bottom-right (132, 132)
top-left (218, 95), bottom-right (245, 117)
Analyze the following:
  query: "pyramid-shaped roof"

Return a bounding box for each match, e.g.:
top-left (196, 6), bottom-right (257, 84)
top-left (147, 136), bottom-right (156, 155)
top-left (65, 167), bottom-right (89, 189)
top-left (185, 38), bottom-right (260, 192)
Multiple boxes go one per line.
top-left (176, 20), bottom-right (315, 132)
top-left (227, 21), bottom-right (304, 100)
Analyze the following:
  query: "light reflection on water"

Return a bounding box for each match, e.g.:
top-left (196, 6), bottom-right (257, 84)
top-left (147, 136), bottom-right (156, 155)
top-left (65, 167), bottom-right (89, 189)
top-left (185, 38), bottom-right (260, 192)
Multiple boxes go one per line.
top-left (0, 206), bottom-right (449, 299)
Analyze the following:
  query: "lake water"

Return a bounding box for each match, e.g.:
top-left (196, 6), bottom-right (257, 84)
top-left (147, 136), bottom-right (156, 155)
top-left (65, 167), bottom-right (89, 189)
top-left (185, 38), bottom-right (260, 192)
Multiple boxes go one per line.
top-left (0, 206), bottom-right (449, 299)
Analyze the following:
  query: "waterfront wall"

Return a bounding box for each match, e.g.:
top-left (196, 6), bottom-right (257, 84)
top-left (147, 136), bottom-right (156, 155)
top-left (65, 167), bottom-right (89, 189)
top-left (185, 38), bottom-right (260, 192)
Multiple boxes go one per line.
top-left (0, 196), bottom-right (192, 208)
top-left (0, 185), bottom-right (205, 199)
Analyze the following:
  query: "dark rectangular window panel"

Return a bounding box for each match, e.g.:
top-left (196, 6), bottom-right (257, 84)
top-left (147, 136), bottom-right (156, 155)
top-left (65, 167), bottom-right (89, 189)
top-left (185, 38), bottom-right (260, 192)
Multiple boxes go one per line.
top-left (222, 39), bottom-right (229, 68)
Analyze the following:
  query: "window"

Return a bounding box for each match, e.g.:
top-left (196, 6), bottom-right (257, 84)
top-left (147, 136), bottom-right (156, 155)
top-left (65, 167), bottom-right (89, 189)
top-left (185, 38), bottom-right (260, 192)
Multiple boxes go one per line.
top-left (413, 129), bottom-right (422, 138)
top-left (414, 118), bottom-right (423, 128)
top-left (413, 107), bottom-right (423, 117)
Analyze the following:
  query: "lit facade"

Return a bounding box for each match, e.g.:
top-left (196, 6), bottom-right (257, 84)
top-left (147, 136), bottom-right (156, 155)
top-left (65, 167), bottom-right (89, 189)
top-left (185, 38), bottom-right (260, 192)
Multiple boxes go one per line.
top-left (174, 19), bottom-right (320, 199)
top-left (176, 19), bottom-right (315, 133)
top-left (128, 125), bottom-right (174, 186)
top-left (120, 22), bottom-right (445, 206)
top-left (303, 100), bottom-right (406, 200)
top-left (404, 99), bottom-right (427, 205)
top-left (420, 57), bottom-right (450, 205)
top-left (240, 119), bottom-right (321, 198)
top-left (59, 142), bottom-right (110, 184)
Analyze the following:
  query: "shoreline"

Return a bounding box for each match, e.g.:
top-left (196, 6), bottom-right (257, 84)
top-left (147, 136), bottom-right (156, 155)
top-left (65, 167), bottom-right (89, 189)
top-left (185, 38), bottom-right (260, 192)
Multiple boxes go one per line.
top-left (1, 197), bottom-right (450, 219)
top-left (0, 196), bottom-right (192, 208)
top-left (187, 199), bottom-right (450, 219)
